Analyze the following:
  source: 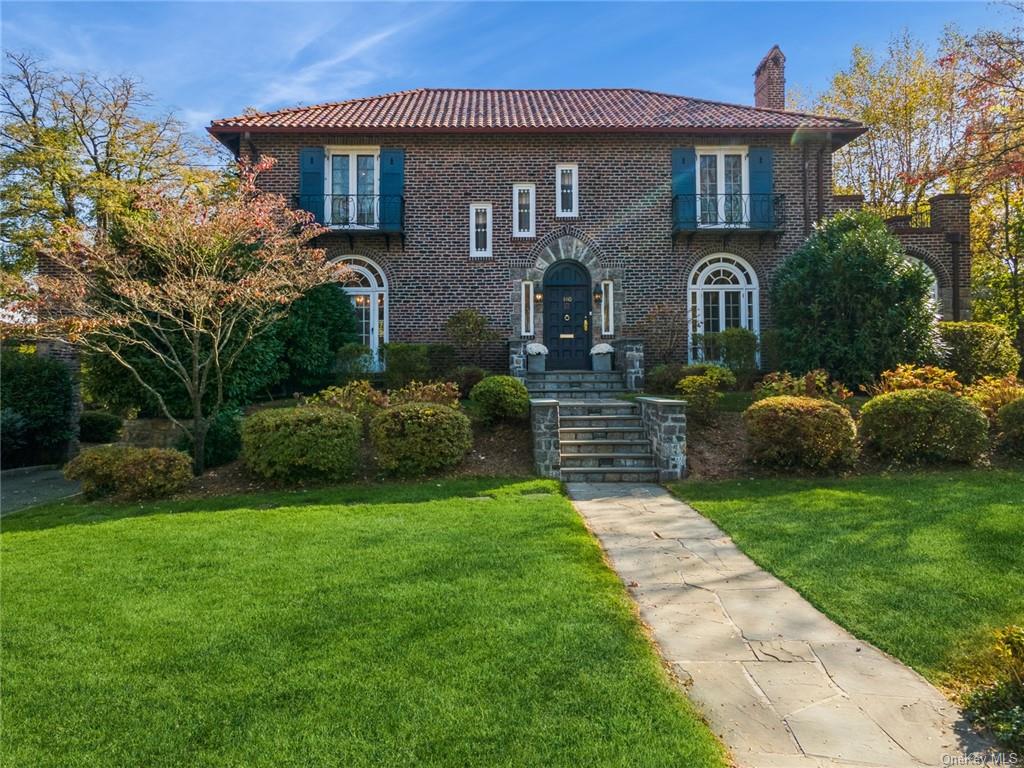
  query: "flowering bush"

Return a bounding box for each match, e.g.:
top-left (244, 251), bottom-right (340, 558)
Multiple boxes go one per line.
top-left (755, 369), bottom-right (852, 403)
top-left (859, 389), bottom-right (988, 464)
top-left (64, 445), bottom-right (192, 500)
top-left (370, 403), bottom-right (472, 476)
top-left (744, 396), bottom-right (858, 470)
top-left (390, 380), bottom-right (461, 408)
top-left (965, 375), bottom-right (1024, 421)
top-left (862, 364), bottom-right (963, 396)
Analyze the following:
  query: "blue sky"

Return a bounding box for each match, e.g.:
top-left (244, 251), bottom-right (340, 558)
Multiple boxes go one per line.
top-left (2, 1), bottom-right (1008, 137)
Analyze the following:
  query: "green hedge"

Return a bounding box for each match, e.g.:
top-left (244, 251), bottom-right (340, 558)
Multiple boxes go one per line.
top-left (744, 396), bottom-right (858, 470)
top-left (938, 322), bottom-right (1021, 384)
top-left (859, 389), bottom-right (988, 464)
top-left (997, 398), bottom-right (1024, 457)
top-left (242, 407), bottom-right (361, 483)
top-left (64, 446), bottom-right (192, 500)
top-left (78, 411), bottom-right (123, 443)
top-left (0, 350), bottom-right (74, 467)
top-left (469, 376), bottom-right (529, 423)
top-left (370, 402), bottom-right (472, 476)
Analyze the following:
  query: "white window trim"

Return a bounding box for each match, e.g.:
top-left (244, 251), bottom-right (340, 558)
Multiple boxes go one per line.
top-left (329, 254), bottom-right (389, 372)
top-left (469, 203), bottom-right (493, 259)
top-left (695, 146), bottom-right (749, 228)
top-left (521, 281), bottom-right (535, 336)
top-left (324, 145), bottom-right (381, 228)
top-left (600, 281), bottom-right (615, 336)
top-left (555, 163), bottom-right (579, 218)
top-left (688, 252), bottom-right (760, 363)
top-left (512, 183), bottom-right (536, 237)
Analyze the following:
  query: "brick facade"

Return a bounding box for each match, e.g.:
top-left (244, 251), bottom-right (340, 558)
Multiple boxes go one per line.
top-left (241, 131), bottom-right (970, 373)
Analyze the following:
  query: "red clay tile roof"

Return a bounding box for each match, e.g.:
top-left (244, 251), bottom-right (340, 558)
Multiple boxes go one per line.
top-left (208, 88), bottom-right (863, 137)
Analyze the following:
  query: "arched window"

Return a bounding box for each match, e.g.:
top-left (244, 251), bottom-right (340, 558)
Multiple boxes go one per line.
top-left (332, 255), bottom-right (388, 370)
top-left (689, 253), bottom-right (759, 362)
top-left (904, 254), bottom-right (940, 308)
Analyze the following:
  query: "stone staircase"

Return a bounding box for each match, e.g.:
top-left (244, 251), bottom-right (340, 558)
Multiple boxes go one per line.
top-left (526, 372), bottom-right (658, 483)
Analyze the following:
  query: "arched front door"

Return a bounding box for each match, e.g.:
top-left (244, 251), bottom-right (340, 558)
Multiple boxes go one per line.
top-left (544, 260), bottom-right (591, 370)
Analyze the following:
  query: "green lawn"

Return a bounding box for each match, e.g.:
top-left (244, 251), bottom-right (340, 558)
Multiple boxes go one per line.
top-left (670, 469), bottom-right (1024, 684)
top-left (2, 479), bottom-right (725, 768)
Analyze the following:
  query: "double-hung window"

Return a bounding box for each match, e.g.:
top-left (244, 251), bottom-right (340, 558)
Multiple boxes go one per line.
top-left (469, 203), bottom-right (492, 258)
top-left (327, 146), bottom-right (379, 227)
top-left (512, 183), bottom-right (535, 237)
top-left (555, 163), bottom-right (578, 217)
top-left (696, 148), bottom-right (747, 226)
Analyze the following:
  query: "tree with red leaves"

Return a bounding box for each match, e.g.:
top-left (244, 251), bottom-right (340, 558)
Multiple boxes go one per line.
top-left (17, 158), bottom-right (343, 474)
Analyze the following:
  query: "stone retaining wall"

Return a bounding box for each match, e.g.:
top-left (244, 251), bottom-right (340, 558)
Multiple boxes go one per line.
top-left (636, 397), bottom-right (687, 481)
top-left (529, 399), bottom-right (560, 478)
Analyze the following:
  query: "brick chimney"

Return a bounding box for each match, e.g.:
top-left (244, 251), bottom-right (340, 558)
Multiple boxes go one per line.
top-left (754, 45), bottom-right (786, 110)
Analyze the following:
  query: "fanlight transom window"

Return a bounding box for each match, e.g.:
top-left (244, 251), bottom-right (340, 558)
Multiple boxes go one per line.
top-left (689, 253), bottom-right (759, 362)
top-left (333, 255), bottom-right (388, 370)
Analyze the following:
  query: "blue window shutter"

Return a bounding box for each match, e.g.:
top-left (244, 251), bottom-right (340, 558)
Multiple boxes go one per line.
top-left (379, 148), bottom-right (405, 232)
top-left (298, 147), bottom-right (325, 224)
top-left (748, 147), bottom-right (774, 229)
top-left (672, 148), bottom-right (696, 230)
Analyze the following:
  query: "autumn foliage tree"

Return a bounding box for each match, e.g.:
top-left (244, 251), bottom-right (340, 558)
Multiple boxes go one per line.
top-left (20, 158), bottom-right (341, 473)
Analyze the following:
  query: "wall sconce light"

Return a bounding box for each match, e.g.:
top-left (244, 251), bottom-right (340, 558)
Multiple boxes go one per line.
top-left (534, 291), bottom-right (543, 302)
top-left (593, 285), bottom-right (603, 304)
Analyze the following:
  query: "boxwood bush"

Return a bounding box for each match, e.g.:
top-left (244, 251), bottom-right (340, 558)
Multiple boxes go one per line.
top-left (242, 407), bottom-right (361, 483)
top-left (859, 389), bottom-right (988, 463)
top-left (370, 403), bottom-right (472, 476)
top-left (997, 398), bottom-right (1024, 457)
top-left (78, 411), bottom-right (123, 443)
top-left (938, 322), bottom-right (1021, 384)
top-left (64, 445), bottom-right (192, 500)
top-left (469, 375), bottom-right (529, 423)
top-left (743, 396), bottom-right (858, 470)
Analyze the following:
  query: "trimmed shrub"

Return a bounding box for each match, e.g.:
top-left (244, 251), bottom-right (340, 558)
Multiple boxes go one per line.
top-left (699, 328), bottom-right (759, 388)
top-left (452, 365), bottom-right (486, 398)
top-left (771, 209), bottom-right (937, 387)
top-left (965, 375), bottom-right (1024, 421)
top-left (64, 445), bottom-right (192, 500)
top-left (938, 322), bottom-right (1021, 384)
top-left (370, 403), bottom-right (472, 476)
top-left (334, 342), bottom-right (372, 383)
top-left (755, 369), bottom-right (852, 403)
top-left (175, 406), bottom-right (242, 468)
top-left (426, 344), bottom-right (459, 381)
top-left (242, 407), bottom-right (361, 483)
top-left (863, 364), bottom-right (963, 396)
top-left (445, 308), bottom-right (500, 366)
top-left (307, 380), bottom-right (389, 429)
top-left (390, 380), bottom-right (460, 408)
top-left (646, 363), bottom-right (722, 394)
top-left (469, 376), bottom-right (529, 423)
top-left (859, 389), bottom-right (988, 464)
top-left (1, 409), bottom-right (29, 456)
top-left (744, 396), bottom-right (859, 470)
top-left (997, 398), bottom-right (1024, 457)
top-left (0, 351), bottom-right (74, 466)
top-left (78, 411), bottom-right (123, 443)
top-left (677, 375), bottom-right (721, 423)
top-left (382, 343), bottom-right (430, 389)
top-left (701, 365), bottom-right (737, 391)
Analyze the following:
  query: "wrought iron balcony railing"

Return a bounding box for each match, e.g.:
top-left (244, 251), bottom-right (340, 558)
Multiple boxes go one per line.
top-left (673, 193), bottom-right (785, 233)
top-left (293, 194), bottom-right (404, 233)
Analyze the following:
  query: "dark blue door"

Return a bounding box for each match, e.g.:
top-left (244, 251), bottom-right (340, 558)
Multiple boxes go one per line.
top-left (543, 260), bottom-right (591, 370)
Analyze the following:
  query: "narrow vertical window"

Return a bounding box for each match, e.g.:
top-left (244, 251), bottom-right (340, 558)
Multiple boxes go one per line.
top-left (469, 203), bottom-right (492, 258)
top-left (512, 183), bottom-right (535, 237)
top-left (601, 280), bottom-right (614, 336)
top-left (555, 163), bottom-right (578, 217)
top-left (521, 281), bottom-right (535, 336)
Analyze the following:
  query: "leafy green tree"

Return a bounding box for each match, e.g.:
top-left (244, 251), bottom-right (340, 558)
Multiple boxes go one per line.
top-left (771, 210), bottom-right (937, 387)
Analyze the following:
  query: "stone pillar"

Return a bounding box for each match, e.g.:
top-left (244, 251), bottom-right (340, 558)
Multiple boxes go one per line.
top-left (637, 396), bottom-right (687, 481)
top-left (929, 194), bottom-right (972, 319)
top-left (508, 338), bottom-right (527, 382)
top-left (614, 338), bottom-right (645, 391)
top-left (529, 398), bottom-right (560, 479)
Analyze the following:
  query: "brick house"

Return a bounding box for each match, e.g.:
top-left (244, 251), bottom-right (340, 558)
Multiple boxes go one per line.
top-left (208, 46), bottom-right (970, 379)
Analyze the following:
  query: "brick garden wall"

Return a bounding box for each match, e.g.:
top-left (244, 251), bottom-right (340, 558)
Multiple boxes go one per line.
top-left (242, 132), bottom-right (969, 371)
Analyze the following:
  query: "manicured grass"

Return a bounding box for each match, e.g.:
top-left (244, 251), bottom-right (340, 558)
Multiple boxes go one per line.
top-left (670, 470), bottom-right (1024, 684)
top-left (2, 478), bottom-right (725, 768)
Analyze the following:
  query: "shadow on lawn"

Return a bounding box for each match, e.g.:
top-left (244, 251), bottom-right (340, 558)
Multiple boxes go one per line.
top-left (1, 476), bottom-right (560, 535)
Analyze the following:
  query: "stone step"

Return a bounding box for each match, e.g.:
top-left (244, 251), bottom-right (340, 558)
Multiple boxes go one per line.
top-left (535, 390), bottom-right (632, 400)
top-left (560, 453), bottom-right (656, 468)
top-left (559, 427), bottom-right (645, 441)
top-left (557, 401), bottom-right (637, 416)
top-left (559, 439), bottom-right (652, 455)
top-left (526, 372), bottom-right (625, 383)
top-left (526, 383), bottom-right (627, 394)
top-left (560, 467), bottom-right (660, 483)
top-left (559, 415), bottom-right (642, 428)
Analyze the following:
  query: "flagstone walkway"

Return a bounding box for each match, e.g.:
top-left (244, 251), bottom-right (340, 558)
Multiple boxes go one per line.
top-left (567, 483), bottom-right (992, 768)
